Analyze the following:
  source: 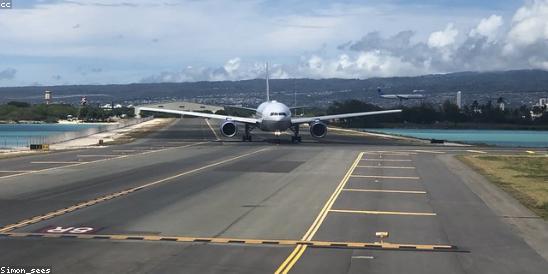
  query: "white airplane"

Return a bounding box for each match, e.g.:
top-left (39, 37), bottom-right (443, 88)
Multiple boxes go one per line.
top-left (139, 64), bottom-right (402, 143)
top-left (377, 88), bottom-right (426, 100)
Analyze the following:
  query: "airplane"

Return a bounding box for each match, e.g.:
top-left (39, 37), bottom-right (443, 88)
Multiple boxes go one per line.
top-left (377, 88), bottom-right (426, 100)
top-left (139, 64), bottom-right (402, 143)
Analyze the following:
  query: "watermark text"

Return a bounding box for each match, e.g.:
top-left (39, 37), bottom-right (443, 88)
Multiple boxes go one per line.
top-left (0, 1), bottom-right (11, 9)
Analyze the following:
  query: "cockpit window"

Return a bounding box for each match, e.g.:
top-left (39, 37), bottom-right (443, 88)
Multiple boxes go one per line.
top-left (270, 112), bottom-right (287, 116)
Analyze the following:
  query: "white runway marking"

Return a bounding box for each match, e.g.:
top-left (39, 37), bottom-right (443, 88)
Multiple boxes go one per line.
top-left (466, 150), bottom-right (487, 154)
top-left (205, 119), bottom-right (221, 141)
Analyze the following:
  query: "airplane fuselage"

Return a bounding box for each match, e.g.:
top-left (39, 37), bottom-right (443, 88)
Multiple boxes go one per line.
top-left (380, 94), bottom-right (425, 100)
top-left (255, 100), bottom-right (292, 132)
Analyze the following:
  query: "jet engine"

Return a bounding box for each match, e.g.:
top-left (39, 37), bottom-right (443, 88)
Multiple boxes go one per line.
top-left (309, 121), bottom-right (327, 138)
top-left (220, 121), bottom-right (238, 137)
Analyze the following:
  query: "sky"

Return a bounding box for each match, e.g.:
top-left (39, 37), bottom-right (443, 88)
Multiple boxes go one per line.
top-left (0, 0), bottom-right (547, 86)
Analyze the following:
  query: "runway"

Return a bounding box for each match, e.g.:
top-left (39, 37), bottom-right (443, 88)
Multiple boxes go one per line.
top-left (0, 118), bottom-right (546, 273)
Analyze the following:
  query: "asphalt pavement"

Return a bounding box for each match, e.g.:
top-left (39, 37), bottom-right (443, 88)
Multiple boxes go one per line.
top-left (0, 118), bottom-right (546, 273)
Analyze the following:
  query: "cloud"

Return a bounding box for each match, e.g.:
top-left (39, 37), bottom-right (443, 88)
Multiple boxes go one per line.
top-left (2, 0), bottom-right (548, 85)
top-left (223, 58), bottom-right (241, 74)
top-left (469, 15), bottom-right (503, 41)
top-left (0, 68), bottom-right (17, 80)
top-left (428, 24), bottom-right (459, 49)
top-left (503, 0), bottom-right (548, 58)
top-left (140, 59), bottom-right (290, 83)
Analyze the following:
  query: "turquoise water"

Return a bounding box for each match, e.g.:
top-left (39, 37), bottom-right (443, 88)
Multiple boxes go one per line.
top-left (363, 128), bottom-right (548, 147)
top-left (0, 124), bottom-right (102, 148)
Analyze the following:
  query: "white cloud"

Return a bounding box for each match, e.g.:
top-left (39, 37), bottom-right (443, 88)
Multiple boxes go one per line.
top-left (469, 15), bottom-right (503, 41)
top-left (427, 24), bottom-right (459, 49)
top-left (1, 0), bottom-right (548, 85)
top-left (224, 58), bottom-right (241, 74)
top-left (506, 0), bottom-right (548, 48)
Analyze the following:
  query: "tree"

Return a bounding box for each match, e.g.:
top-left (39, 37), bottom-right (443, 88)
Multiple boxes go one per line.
top-left (7, 101), bottom-right (30, 108)
top-left (442, 100), bottom-right (466, 124)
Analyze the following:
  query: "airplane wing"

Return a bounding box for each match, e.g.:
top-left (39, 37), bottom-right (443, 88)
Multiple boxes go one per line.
top-left (138, 107), bottom-right (259, 124)
top-left (289, 106), bottom-right (308, 110)
top-left (225, 106), bottom-right (257, 112)
top-left (291, 109), bottom-right (402, 124)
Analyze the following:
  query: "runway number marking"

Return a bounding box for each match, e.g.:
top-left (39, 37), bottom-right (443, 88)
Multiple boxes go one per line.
top-left (41, 226), bottom-right (97, 234)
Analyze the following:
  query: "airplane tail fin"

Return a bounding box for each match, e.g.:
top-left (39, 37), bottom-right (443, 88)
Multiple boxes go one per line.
top-left (266, 62), bottom-right (270, 101)
top-left (377, 87), bottom-right (383, 95)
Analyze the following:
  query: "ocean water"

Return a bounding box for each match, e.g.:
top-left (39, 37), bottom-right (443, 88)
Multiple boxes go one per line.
top-left (363, 128), bottom-right (548, 147)
top-left (0, 124), bottom-right (103, 148)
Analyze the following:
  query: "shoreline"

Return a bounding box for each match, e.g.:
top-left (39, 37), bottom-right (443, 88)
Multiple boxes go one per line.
top-left (361, 122), bottom-right (548, 131)
top-left (360, 128), bottom-right (548, 148)
top-left (0, 118), bottom-right (173, 155)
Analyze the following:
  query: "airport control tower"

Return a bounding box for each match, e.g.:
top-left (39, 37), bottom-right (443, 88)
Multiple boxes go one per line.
top-left (44, 90), bottom-right (52, 105)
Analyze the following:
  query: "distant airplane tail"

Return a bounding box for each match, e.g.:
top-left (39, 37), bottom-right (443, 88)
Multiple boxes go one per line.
top-left (266, 62), bottom-right (270, 102)
top-left (377, 87), bottom-right (383, 95)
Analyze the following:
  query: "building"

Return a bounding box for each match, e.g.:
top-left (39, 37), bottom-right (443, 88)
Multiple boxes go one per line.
top-left (531, 97), bottom-right (548, 119)
top-left (539, 98), bottom-right (548, 108)
top-left (44, 90), bottom-right (52, 105)
top-left (456, 91), bottom-right (462, 109)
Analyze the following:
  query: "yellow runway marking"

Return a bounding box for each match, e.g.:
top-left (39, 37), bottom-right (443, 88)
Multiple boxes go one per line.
top-left (1, 142), bottom-right (206, 180)
top-left (343, 189), bottom-right (426, 194)
top-left (330, 209), bottom-right (436, 216)
top-left (302, 152), bottom-right (363, 241)
top-left (0, 148), bottom-right (268, 233)
top-left (275, 152), bottom-right (364, 273)
top-left (361, 159), bottom-right (412, 162)
top-left (356, 165), bottom-right (415, 169)
top-left (466, 150), bottom-right (487, 154)
top-left (275, 244), bottom-right (308, 274)
top-left (350, 175), bottom-right (420, 180)
top-left (0, 232), bottom-right (457, 251)
top-left (205, 119), bottom-right (221, 141)
top-left (111, 150), bottom-right (137, 152)
top-left (0, 170), bottom-right (37, 173)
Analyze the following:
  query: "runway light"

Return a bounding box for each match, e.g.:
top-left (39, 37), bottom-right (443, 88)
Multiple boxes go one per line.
top-left (375, 231), bottom-right (389, 244)
top-left (274, 131), bottom-right (281, 136)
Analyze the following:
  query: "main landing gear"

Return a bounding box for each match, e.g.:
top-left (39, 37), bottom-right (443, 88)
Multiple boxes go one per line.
top-left (242, 124), bottom-right (253, 142)
top-left (290, 125), bottom-right (302, 143)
